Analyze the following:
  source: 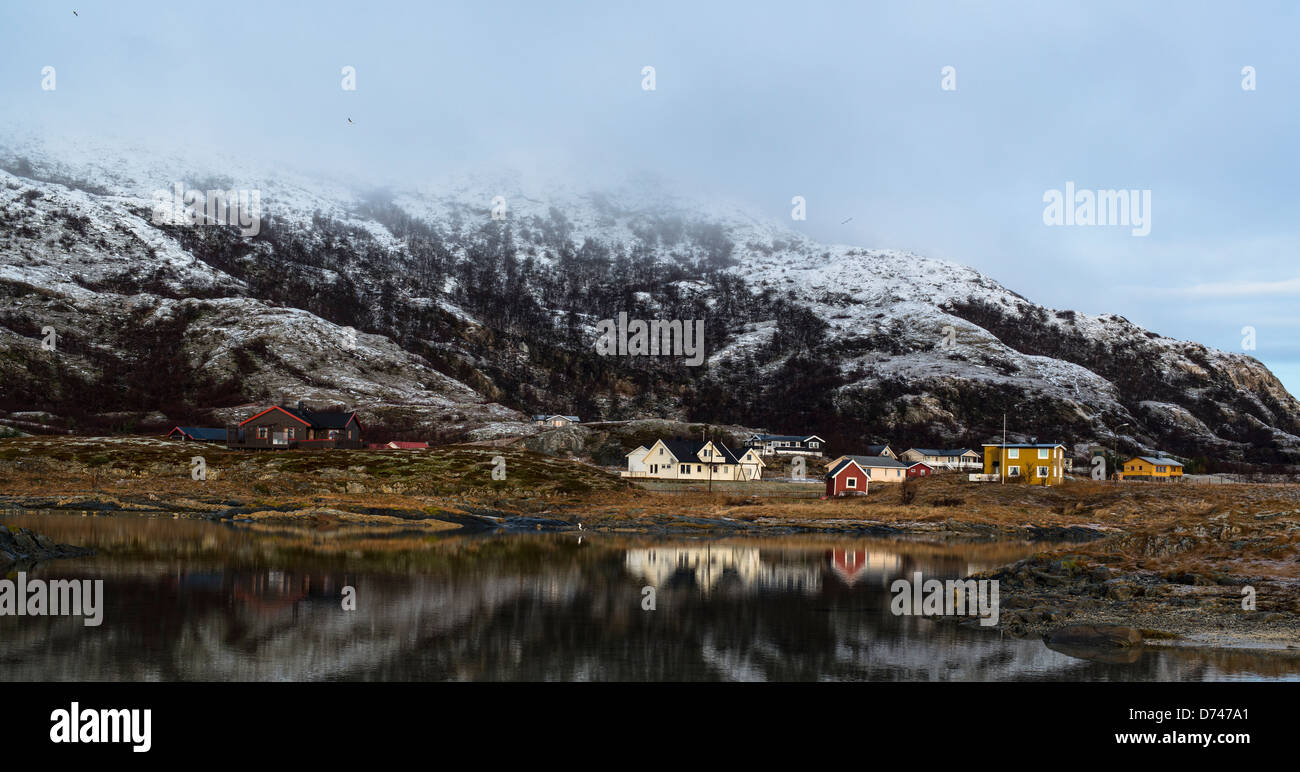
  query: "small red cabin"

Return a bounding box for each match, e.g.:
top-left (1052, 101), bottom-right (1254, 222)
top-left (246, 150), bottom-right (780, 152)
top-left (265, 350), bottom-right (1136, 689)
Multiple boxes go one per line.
top-left (826, 458), bottom-right (869, 497)
top-left (906, 461), bottom-right (933, 477)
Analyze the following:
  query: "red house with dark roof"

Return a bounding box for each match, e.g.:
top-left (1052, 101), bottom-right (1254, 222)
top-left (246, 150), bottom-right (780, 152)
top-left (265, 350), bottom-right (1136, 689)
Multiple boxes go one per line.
top-left (906, 461), bottom-right (933, 477)
top-left (825, 458), bottom-right (869, 497)
top-left (226, 402), bottom-right (363, 450)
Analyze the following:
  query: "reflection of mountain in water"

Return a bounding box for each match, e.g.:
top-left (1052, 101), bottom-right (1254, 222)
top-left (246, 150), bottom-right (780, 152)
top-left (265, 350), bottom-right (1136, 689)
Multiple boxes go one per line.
top-left (1, 514), bottom-right (1297, 682)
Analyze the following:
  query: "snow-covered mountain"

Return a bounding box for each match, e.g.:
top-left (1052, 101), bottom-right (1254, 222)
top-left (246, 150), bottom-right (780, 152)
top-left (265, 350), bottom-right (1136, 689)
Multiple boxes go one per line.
top-left (1, 133), bottom-right (1297, 462)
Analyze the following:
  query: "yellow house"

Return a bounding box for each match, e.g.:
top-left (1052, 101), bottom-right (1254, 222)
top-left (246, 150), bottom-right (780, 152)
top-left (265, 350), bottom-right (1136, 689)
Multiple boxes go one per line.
top-left (981, 443), bottom-right (1066, 486)
top-left (1121, 455), bottom-right (1184, 480)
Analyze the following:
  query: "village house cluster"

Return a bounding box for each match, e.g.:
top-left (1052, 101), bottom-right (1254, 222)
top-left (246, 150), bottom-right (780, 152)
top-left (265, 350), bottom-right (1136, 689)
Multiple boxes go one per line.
top-left (621, 431), bottom-right (1189, 497)
top-left (165, 403), bottom-right (1187, 493)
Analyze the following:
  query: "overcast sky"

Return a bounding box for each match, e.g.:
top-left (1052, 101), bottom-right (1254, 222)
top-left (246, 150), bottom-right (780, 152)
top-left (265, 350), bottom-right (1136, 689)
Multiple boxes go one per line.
top-left (3, 1), bottom-right (1299, 395)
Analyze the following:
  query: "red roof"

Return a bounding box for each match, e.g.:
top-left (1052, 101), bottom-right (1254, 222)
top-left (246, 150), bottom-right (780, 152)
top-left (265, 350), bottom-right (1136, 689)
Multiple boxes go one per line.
top-left (239, 405), bottom-right (312, 427)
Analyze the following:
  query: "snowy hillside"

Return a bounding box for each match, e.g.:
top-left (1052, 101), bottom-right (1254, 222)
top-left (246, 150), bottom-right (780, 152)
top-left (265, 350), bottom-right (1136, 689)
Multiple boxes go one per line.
top-left (1, 133), bottom-right (1297, 463)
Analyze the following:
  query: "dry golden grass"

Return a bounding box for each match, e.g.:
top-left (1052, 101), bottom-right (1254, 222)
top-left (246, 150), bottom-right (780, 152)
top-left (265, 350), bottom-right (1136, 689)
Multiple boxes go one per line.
top-left (3, 438), bottom-right (1298, 589)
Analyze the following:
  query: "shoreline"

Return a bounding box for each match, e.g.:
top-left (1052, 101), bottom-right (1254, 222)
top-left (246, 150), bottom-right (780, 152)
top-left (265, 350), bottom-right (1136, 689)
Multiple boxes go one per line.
top-left (4, 494), bottom-right (1296, 653)
top-left (2, 436), bottom-right (1299, 653)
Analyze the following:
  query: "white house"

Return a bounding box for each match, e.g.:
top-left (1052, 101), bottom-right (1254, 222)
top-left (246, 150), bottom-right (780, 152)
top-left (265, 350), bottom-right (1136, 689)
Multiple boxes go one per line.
top-left (624, 446), bottom-right (651, 476)
top-left (623, 439), bottom-right (766, 481)
top-left (898, 448), bottom-right (982, 470)
top-left (745, 433), bottom-right (826, 457)
top-left (533, 414), bottom-right (580, 428)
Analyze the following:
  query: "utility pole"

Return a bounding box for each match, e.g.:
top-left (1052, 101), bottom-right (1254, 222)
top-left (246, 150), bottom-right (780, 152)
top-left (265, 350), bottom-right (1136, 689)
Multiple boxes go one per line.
top-left (1001, 413), bottom-right (1007, 485)
top-left (708, 435), bottom-right (713, 493)
top-left (704, 428), bottom-right (714, 493)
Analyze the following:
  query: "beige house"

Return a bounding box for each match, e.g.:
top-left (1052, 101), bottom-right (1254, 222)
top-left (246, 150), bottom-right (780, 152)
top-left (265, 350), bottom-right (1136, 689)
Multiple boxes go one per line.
top-left (533, 414), bottom-right (580, 428)
top-left (823, 454), bottom-right (910, 483)
top-left (623, 439), bottom-right (765, 481)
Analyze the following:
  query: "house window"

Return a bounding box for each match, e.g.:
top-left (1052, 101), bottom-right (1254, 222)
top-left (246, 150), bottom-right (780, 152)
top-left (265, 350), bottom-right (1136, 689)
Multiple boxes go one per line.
top-left (1038, 449), bottom-right (1049, 459)
top-left (286, 428), bottom-right (295, 440)
top-left (1037, 466), bottom-right (1049, 477)
top-left (1008, 467), bottom-right (1020, 477)
top-left (1008, 449), bottom-right (1019, 459)
top-left (257, 426), bottom-right (268, 439)
top-left (329, 429), bottom-right (340, 439)
top-left (696, 465), bottom-right (702, 473)
top-left (680, 464), bottom-right (688, 473)
top-left (846, 477), bottom-right (856, 489)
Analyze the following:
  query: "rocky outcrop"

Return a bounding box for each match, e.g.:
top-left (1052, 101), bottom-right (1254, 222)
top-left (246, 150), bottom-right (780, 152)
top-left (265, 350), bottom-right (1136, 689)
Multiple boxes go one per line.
top-left (0, 525), bottom-right (94, 564)
top-left (1043, 624), bottom-right (1144, 648)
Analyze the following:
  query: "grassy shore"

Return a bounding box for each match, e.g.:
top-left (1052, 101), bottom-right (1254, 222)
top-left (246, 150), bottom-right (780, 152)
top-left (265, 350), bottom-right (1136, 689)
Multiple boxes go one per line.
top-left (2, 435), bottom-right (1298, 648)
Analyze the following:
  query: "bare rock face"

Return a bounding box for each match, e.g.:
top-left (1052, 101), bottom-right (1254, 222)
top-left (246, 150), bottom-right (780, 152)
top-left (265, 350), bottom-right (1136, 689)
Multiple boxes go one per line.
top-left (522, 427), bottom-right (589, 455)
top-left (0, 525), bottom-right (94, 564)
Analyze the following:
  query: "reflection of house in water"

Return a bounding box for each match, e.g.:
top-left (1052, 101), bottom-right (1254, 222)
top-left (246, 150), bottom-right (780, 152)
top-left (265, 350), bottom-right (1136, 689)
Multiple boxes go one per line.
top-left (624, 546), bottom-right (821, 595)
top-left (176, 570), bottom-right (348, 616)
top-left (826, 549), bottom-right (903, 588)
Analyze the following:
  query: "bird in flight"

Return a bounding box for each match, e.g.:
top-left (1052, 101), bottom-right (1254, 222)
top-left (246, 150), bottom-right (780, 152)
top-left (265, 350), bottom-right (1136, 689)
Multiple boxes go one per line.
top-left (73, 10), bottom-right (78, 15)
top-left (347, 118), bottom-right (353, 124)
top-left (840, 217), bottom-right (853, 224)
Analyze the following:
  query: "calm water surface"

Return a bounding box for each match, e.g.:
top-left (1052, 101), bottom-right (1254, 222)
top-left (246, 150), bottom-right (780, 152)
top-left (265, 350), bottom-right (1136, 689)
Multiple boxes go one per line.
top-left (2, 510), bottom-right (1297, 681)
